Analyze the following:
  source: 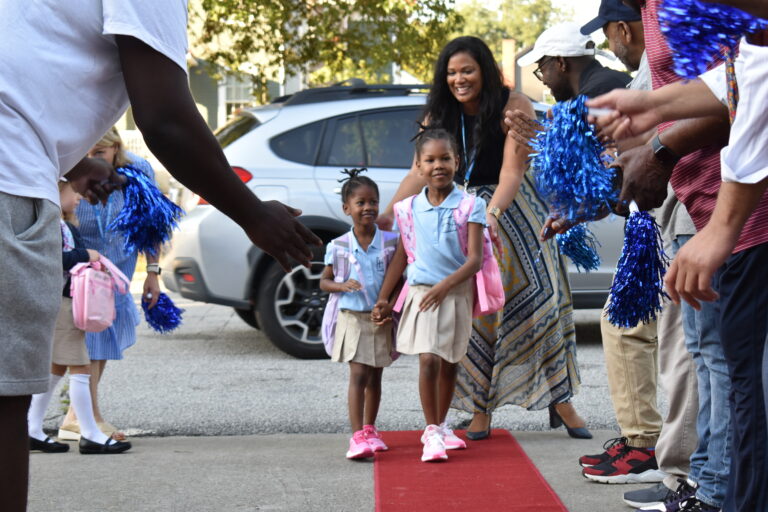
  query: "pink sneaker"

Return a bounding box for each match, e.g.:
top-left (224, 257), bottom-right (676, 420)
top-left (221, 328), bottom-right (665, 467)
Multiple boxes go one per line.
top-left (346, 430), bottom-right (374, 460)
top-left (440, 422), bottom-right (467, 450)
top-left (362, 425), bottom-right (388, 452)
top-left (421, 424), bottom-right (448, 462)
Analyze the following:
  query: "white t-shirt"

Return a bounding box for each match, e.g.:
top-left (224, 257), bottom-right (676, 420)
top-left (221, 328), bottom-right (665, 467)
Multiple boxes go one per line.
top-left (699, 38), bottom-right (768, 184)
top-left (0, 0), bottom-right (188, 206)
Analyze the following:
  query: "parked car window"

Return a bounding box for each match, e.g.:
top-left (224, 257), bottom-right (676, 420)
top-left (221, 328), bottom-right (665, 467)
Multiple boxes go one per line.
top-left (214, 113), bottom-right (260, 149)
top-left (327, 116), bottom-right (365, 167)
top-left (270, 120), bottom-right (324, 165)
top-left (360, 109), bottom-right (421, 168)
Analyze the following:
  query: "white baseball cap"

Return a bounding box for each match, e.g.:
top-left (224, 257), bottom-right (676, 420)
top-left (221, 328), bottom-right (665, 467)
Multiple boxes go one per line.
top-left (518, 21), bottom-right (608, 67)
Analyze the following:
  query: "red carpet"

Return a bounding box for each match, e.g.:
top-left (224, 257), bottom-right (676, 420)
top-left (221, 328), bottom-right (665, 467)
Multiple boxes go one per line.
top-left (374, 429), bottom-right (568, 511)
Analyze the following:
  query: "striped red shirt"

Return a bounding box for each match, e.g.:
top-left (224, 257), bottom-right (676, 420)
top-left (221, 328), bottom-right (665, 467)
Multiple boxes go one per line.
top-left (644, 0), bottom-right (768, 253)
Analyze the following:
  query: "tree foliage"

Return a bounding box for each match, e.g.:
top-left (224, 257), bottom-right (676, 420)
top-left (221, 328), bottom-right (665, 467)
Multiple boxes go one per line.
top-left (454, 0), bottom-right (571, 57)
top-left (190, 0), bottom-right (461, 103)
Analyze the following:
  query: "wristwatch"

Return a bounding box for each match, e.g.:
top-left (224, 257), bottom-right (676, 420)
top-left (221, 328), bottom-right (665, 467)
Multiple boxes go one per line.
top-left (651, 134), bottom-right (681, 167)
top-left (146, 263), bottom-right (162, 275)
top-left (487, 206), bottom-right (502, 220)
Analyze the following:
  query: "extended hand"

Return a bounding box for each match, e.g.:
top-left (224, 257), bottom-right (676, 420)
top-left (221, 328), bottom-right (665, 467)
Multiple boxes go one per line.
top-left (664, 226), bottom-right (736, 309)
top-left (246, 201), bottom-right (322, 272)
top-left (66, 157), bottom-right (127, 205)
top-left (613, 144), bottom-right (671, 214)
top-left (504, 109), bottom-right (541, 149)
top-left (372, 300), bottom-right (392, 325)
top-left (486, 214), bottom-right (503, 255)
top-left (587, 90), bottom-right (661, 141)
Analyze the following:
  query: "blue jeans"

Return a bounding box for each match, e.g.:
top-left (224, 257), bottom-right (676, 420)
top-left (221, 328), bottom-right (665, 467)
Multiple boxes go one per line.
top-left (674, 235), bottom-right (731, 508)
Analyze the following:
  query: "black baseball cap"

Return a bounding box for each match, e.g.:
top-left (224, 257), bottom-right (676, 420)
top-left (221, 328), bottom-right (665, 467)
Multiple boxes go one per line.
top-left (580, 0), bottom-right (642, 35)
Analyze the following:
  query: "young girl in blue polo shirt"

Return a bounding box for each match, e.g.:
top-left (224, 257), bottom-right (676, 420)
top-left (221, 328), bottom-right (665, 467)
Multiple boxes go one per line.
top-left (320, 169), bottom-right (399, 460)
top-left (374, 128), bottom-right (486, 462)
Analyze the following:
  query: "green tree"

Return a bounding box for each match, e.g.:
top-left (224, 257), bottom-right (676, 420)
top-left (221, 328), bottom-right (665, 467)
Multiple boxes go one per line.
top-left (455, 0), bottom-right (571, 56)
top-left (191, 0), bottom-right (461, 103)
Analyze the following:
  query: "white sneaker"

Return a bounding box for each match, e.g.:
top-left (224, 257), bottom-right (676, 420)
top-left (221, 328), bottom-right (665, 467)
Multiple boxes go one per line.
top-left (440, 422), bottom-right (467, 450)
top-left (421, 424), bottom-right (448, 462)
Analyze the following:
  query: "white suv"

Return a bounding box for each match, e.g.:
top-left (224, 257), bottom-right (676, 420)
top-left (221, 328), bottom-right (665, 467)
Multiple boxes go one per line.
top-left (162, 82), bottom-right (621, 358)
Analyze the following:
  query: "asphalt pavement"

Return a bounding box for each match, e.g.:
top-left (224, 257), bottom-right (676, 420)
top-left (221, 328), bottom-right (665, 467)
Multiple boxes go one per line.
top-left (27, 279), bottom-right (664, 511)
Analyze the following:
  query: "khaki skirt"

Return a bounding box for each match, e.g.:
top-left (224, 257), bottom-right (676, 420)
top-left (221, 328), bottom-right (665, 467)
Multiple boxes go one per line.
top-left (52, 297), bottom-right (90, 367)
top-left (333, 310), bottom-right (393, 368)
top-left (396, 280), bottom-right (473, 364)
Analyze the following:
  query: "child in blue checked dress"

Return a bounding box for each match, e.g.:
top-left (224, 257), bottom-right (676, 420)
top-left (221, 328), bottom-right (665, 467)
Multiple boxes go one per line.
top-left (374, 129), bottom-right (486, 463)
top-left (320, 169), bottom-right (399, 460)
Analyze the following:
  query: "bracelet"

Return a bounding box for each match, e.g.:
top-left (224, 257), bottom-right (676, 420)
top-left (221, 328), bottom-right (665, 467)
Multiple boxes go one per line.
top-left (146, 263), bottom-right (162, 275)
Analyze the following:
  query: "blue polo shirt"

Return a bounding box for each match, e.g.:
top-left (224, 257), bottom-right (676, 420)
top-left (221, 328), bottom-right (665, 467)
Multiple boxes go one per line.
top-left (399, 186), bottom-right (486, 286)
top-left (324, 227), bottom-right (386, 311)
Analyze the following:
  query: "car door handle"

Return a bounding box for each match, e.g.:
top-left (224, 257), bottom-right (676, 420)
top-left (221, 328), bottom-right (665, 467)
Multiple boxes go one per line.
top-left (333, 187), bottom-right (342, 194)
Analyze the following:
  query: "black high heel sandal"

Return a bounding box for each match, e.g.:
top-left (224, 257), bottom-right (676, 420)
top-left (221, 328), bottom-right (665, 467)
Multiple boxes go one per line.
top-left (549, 404), bottom-right (592, 439)
top-left (466, 413), bottom-right (492, 441)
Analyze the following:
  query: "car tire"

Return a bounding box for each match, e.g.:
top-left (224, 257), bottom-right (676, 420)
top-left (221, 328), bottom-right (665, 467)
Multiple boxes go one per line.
top-left (233, 307), bottom-right (259, 329)
top-left (255, 247), bottom-right (329, 359)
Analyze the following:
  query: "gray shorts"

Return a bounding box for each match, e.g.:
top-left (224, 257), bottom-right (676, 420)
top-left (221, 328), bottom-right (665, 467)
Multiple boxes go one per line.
top-left (0, 191), bottom-right (62, 395)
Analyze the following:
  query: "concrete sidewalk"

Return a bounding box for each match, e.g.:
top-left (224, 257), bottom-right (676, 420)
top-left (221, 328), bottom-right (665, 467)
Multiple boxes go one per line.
top-left (29, 430), bottom-right (631, 512)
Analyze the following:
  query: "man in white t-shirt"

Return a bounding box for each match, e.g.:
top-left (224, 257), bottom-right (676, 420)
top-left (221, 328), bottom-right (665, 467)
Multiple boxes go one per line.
top-left (0, 2), bottom-right (320, 509)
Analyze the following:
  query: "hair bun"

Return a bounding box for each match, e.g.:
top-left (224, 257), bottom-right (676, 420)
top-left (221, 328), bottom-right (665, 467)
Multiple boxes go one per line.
top-left (338, 167), bottom-right (368, 183)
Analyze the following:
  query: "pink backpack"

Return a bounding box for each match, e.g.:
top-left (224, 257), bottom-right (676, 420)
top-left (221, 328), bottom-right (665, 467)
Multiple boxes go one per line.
top-left (69, 257), bottom-right (131, 333)
top-left (321, 231), bottom-right (399, 356)
top-left (393, 192), bottom-right (505, 318)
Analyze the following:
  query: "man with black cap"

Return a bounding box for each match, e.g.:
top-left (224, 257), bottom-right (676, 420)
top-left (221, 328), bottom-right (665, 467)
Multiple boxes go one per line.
top-left (576, 1), bottom-right (702, 505)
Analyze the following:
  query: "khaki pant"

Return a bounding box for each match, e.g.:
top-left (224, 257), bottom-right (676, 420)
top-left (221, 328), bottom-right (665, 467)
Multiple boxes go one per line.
top-left (656, 297), bottom-right (699, 488)
top-left (601, 312), bottom-right (662, 448)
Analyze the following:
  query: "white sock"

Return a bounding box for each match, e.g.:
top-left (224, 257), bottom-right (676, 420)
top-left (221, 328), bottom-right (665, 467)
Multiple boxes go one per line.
top-left (28, 374), bottom-right (63, 441)
top-left (69, 374), bottom-right (110, 444)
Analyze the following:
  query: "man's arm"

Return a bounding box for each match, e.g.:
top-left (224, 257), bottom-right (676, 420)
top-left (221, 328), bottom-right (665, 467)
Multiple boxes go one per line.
top-left (666, 178), bottom-right (768, 309)
top-left (614, 115), bottom-right (730, 212)
top-left (115, 36), bottom-right (320, 271)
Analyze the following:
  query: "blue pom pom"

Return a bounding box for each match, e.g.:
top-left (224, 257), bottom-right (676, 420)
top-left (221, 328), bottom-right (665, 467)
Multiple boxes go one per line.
top-left (606, 207), bottom-right (669, 328)
top-left (142, 293), bottom-right (184, 333)
top-left (556, 224), bottom-right (601, 273)
top-left (530, 95), bottom-right (618, 223)
top-left (109, 165), bottom-right (184, 256)
top-left (659, 0), bottom-right (768, 79)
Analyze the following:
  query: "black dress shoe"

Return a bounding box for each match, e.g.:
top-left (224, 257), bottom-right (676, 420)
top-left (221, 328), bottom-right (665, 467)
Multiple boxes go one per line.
top-left (30, 436), bottom-right (70, 453)
top-left (79, 436), bottom-right (132, 455)
top-left (466, 413), bottom-right (492, 440)
top-left (548, 404), bottom-right (593, 439)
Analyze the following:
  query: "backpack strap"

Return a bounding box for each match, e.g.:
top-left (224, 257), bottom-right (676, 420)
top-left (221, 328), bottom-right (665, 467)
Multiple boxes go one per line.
top-left (381, 230), bottom-right (400, 268)
top-left (393, 196), bottom-right (417, 312)
top-left (331, 234), bottom-right (351, 283)
top-left (453, 191), bottom-right (476, 256)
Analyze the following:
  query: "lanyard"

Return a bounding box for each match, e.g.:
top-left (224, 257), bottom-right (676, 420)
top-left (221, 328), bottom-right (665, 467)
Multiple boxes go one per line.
top-left (460, 113), bottom-right (477, 188)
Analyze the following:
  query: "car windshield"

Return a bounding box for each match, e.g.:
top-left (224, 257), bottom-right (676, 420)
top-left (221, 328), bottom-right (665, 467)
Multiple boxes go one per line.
top-left (215, 113), bottom-right (260, 149)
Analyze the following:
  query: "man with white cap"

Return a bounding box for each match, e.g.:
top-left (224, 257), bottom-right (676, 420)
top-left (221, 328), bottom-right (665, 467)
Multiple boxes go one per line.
top-left (518, 21), bottom-right (631, 101)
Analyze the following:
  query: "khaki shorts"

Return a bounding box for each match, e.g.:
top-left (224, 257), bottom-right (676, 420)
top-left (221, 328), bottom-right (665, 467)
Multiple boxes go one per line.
top-left (52, 298), bottom-right (90, 367)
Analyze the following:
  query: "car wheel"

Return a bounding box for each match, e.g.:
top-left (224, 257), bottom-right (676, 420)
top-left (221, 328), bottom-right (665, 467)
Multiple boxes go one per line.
top-left (233, 307), bottom-right (259, 329)
top-left (256, 249), bottom-right (329, 359)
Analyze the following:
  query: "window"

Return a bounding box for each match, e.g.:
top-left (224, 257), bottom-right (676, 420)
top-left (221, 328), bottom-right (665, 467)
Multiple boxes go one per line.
top-left (327, 117), bottom-right (365, 167)
top-left (223, 74), bottom-right (255, 120)
top-left (214, 114), bottom-right (260, 149)
top-left (360, 109), bottom-right (421, 168)
top-left (270, 121), bottom-right (324, 165)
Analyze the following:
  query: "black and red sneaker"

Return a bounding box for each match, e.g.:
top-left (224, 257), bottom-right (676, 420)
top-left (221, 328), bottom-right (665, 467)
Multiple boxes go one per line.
top-left (582, 445), bottom-right (665, 484)
top-left (579, 437), bottom-right (627, 467)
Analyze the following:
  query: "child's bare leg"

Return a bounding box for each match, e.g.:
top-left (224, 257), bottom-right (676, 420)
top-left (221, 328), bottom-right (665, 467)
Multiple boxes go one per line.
top-left (363, 367), bottom-right (383, 425)
top-left (419, 353), bottom-right (441, 425)
top-left (0, 395), bottom-right (31, 512)
top-left (348, 362), bottom-right (370, 432)
top-left (436, 360), bottom-right (458, 425)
